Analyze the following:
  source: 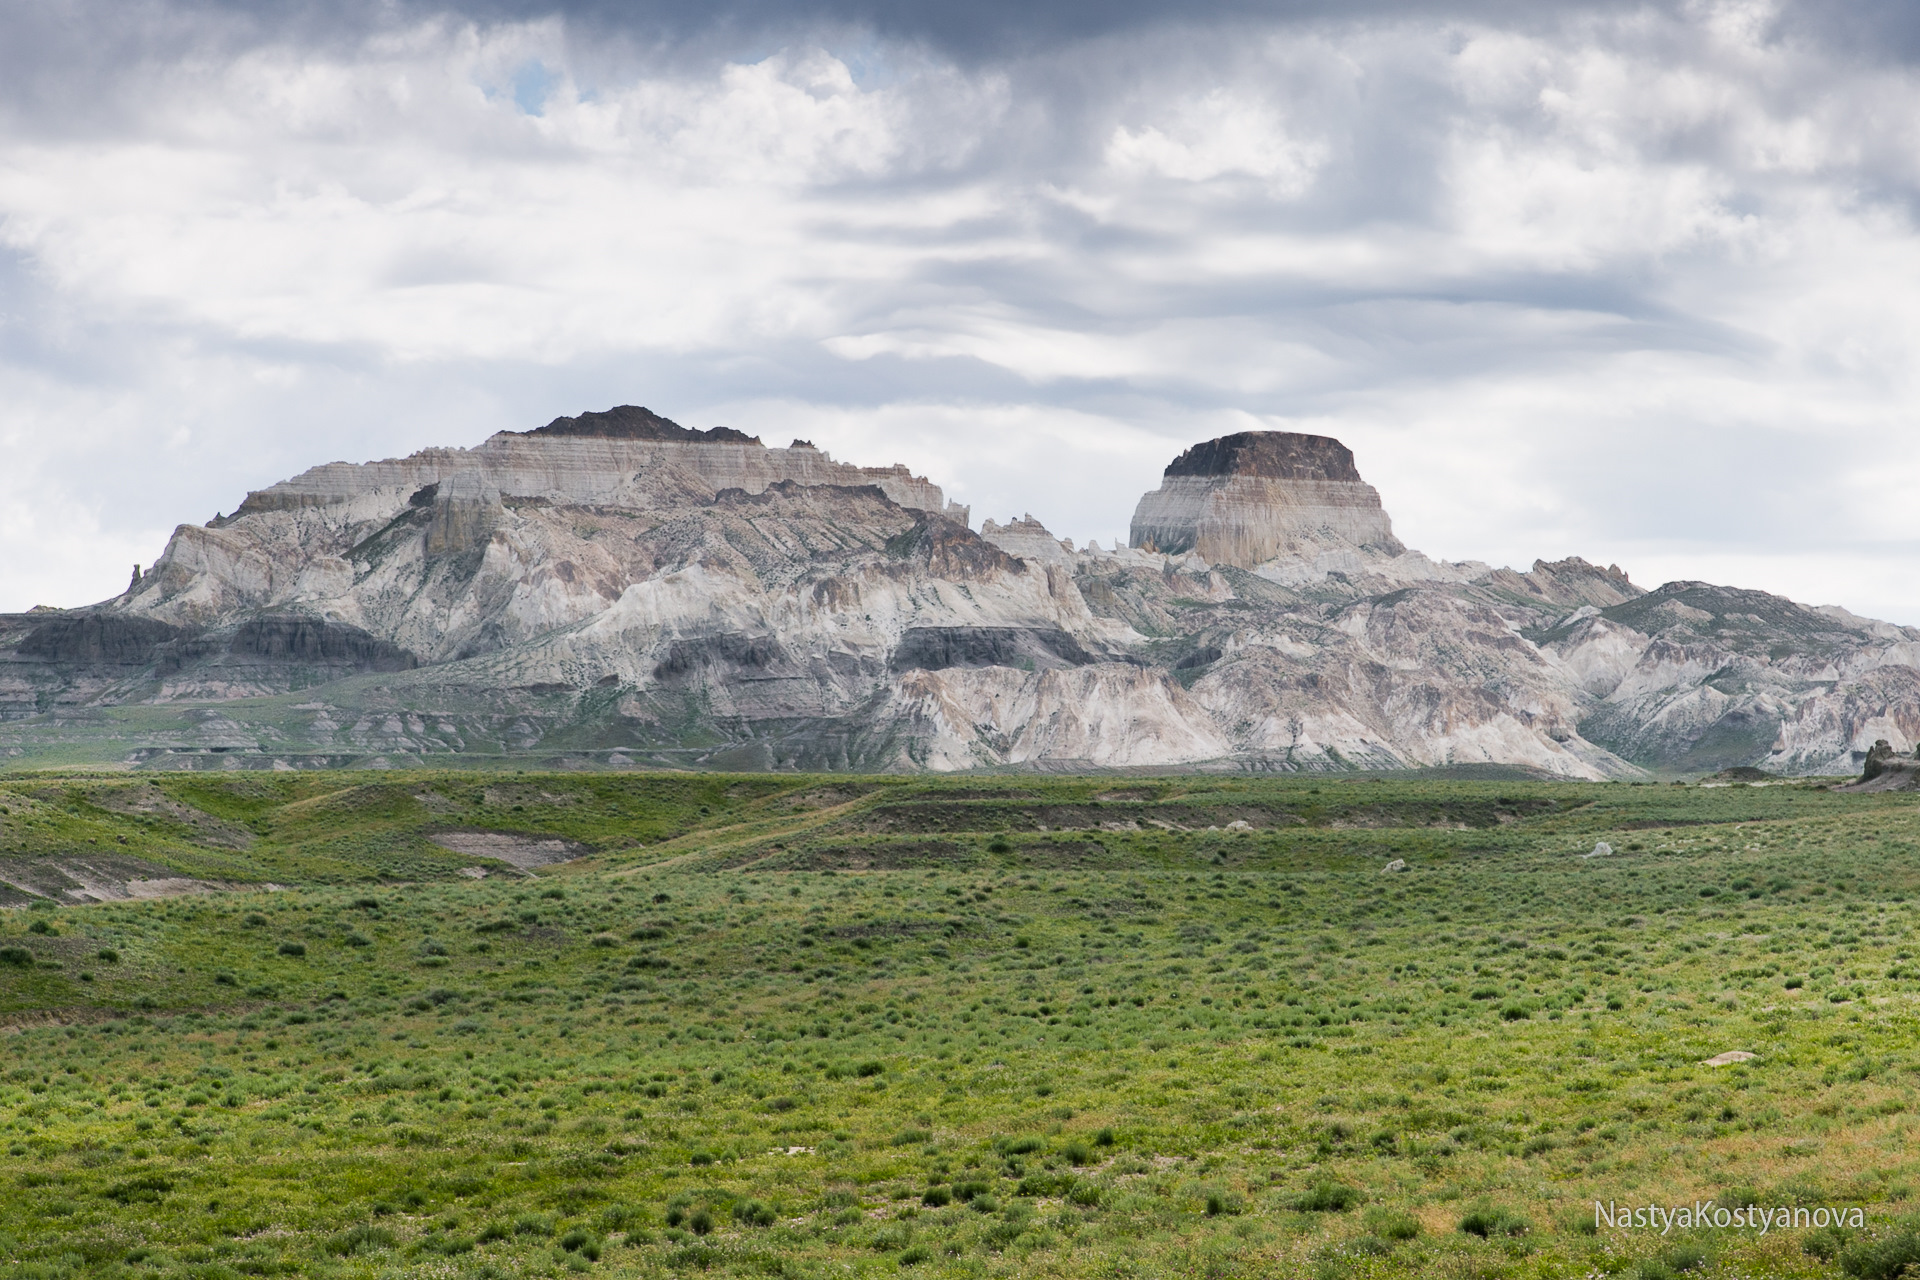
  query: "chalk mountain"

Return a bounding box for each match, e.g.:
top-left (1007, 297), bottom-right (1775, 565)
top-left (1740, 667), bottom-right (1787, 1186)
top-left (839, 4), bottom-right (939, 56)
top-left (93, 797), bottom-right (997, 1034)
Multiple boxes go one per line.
top-left (4, 408), bottom-right (1916, 778)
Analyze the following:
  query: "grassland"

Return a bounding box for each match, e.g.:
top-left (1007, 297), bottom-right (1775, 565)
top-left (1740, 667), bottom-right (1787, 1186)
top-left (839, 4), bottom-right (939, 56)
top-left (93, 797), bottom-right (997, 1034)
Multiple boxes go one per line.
top-left (3, 768), bottom-right (1920, 1280)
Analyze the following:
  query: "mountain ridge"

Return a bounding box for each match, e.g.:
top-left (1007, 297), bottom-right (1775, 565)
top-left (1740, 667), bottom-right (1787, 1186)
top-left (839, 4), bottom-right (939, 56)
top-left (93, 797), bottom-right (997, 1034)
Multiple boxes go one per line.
top-left (3, 413), bottom-right (1915, 778)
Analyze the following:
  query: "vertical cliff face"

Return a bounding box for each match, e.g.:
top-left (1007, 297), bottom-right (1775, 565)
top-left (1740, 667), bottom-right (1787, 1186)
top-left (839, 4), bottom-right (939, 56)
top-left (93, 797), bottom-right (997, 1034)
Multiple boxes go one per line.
top-left (7, 410), bottom-right (1919, 779)
top-left (117, 408), bottom-right (973, 653)
top-left (1128, 431), bottom-right (1403, 568)
top-left (232, 416), bottom-right (967, 527)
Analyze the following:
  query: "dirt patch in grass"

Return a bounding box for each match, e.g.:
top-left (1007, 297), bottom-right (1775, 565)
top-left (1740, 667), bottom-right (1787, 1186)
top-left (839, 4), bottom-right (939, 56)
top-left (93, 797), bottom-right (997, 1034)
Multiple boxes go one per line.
top-left (0, 854), bottom-right (235, 903)
top-left (427, 830), bottom-right (592, 871)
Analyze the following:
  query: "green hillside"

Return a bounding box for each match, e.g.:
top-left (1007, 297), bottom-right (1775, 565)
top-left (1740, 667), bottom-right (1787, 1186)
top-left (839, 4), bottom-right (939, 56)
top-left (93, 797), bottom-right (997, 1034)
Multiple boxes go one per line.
top-left (2, 770), bottom-right (1918, 1279)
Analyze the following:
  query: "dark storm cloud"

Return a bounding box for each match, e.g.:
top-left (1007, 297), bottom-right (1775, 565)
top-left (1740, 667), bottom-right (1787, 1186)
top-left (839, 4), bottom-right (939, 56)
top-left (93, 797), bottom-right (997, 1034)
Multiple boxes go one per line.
top-left (56, 0), bottom-right (1920, 64)
top-left (12, 0), bottom-right (1646, 56)
top-left (1772, 0), bottom-right (1920, 63)
top-left (423, 0), bottom-right (1656, 59)
top-left (11, 0), bottom-right (1911, 79)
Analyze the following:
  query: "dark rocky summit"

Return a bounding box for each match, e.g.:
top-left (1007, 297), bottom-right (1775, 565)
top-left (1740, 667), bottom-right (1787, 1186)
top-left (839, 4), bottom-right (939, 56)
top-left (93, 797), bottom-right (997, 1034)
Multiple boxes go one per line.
top-left (1162, 431), bottom-right (1364, 482)
top-left (1130, 429), bottom-right (1401, 565)
top-left (525, 404), bottom-right (761, 445)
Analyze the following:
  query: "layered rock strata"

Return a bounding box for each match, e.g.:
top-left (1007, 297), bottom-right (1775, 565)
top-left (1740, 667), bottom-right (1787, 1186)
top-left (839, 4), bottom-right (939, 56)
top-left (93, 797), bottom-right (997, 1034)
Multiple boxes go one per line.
top-left (5, 412), bottom-right (1919, 779)
top-left (1129, 431), bottom-right (1403, 569)
top-left (122, 409), bottom-right (969, 663)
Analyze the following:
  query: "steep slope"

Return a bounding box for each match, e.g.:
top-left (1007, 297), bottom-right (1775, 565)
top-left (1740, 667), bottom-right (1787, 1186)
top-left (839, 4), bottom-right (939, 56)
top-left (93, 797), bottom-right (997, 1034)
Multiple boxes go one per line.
top-left (124, 415), bottom-right (967, 654)
top-left (1061, 548), bottom-right (1651, 777)
top-left (1129, 431), bottom-right (1403, 569)
top-left (1540, 583), bottom-right (1920, 774)
top-left (4, 414), bottom-right (1916, 778)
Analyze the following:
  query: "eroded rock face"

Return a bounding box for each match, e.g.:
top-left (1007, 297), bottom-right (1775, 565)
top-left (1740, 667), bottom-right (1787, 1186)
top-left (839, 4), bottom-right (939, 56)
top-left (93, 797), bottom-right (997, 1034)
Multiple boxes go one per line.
top-left (979, 515), bottom-right (1075, 566)
top-left (1129, 431), bottom-right (1403, 568)
top-left (228, 418), bottom-right (963, 529)
top-left (123, 416), bottom-right (972, 661)
top-left (1839, 738), bottom-right (1920, 790)
top-left (0, 608), bottom-right (415, 712)
top-left (890, 627), bottom-right (1097, 673)
top-left (0, 855), bottom-right (234, 905)
top-left (1541, 581), bottom-right (1920, 775)
top-left (888, 664), bottom-right (1231, 770)
top-left (18, 614), bottom-right (188, 666)
top-left (5, 413), bottom-right (1918, 779)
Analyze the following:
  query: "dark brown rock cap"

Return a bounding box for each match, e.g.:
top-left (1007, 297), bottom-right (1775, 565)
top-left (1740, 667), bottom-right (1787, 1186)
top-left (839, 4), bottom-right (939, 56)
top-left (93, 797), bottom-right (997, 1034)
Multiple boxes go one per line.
top-left (1161, 431), bottom-right (1362, 482)
top-left (524, 405), bottom-right (761, 445)
top-left (1863, 739), bottom-right (1920, 782)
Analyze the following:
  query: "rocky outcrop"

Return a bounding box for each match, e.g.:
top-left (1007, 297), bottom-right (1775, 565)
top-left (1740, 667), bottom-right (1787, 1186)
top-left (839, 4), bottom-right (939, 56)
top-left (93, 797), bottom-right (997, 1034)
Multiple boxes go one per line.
top-left (229, 412), bottom-right (962, 527)
top-left (1863, 739), bottom-right (1918, 780)
top-left (1156, 570), bottom-right (1627, 777)
top-left (890, 627), bottom-right (1097, 672)
top-left (1538, 581), bottom-right (1920, 775)
top-left (6, 415), bottom-right (1918, 779)
top-left (17, 614), bottom-right (189, 666)
top-left (1163, 432), bottom-right (1367, 483)
top-left (525, 404), bottom-right (760, 444)
top-left (1129, 431), bottom-right (1403, 569)
top-left (1837, 738), bottom-right (1920, 791)
top-left (144, 617), bottom-right (419, 700)
top-left (121, 417), bottom-right (971, 667)
top-left (980, 515), bottom-right (1077, 567)
top-left (1483, 558), bottom-right (1641, 610)
top-left (888, 665), bottom-right (1231, 770)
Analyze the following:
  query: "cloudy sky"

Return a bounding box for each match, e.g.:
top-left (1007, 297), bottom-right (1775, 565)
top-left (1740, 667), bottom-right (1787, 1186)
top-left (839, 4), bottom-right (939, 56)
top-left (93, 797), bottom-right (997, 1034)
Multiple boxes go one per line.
top-left (5, 0), bottom-right (1920, 621)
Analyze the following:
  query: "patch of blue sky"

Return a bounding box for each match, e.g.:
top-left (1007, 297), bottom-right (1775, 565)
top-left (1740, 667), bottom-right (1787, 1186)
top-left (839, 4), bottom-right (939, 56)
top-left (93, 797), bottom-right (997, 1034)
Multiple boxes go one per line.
top-left (511, 61), bottom-right (559, 116)
top-left (832, 36), bottom-right (899, 88)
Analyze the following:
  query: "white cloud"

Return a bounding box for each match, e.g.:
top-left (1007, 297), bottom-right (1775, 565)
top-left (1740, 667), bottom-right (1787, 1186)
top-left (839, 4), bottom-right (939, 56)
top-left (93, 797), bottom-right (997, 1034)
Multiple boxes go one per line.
top-left (1105, 89), bottom-right (1328, 191)
top-left (2, 5), bottom-right (1919, 624)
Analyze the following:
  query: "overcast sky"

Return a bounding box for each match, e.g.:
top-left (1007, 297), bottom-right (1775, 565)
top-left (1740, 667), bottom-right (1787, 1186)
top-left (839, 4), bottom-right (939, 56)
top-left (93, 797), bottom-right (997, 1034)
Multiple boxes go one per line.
top-left (5, 0), bottom-right (1920, 622)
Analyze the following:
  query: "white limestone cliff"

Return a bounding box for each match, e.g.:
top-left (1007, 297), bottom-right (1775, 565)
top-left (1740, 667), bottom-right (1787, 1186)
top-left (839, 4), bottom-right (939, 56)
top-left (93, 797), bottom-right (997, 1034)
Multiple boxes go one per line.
top-left (7, 413), bottom-right (1918, 779)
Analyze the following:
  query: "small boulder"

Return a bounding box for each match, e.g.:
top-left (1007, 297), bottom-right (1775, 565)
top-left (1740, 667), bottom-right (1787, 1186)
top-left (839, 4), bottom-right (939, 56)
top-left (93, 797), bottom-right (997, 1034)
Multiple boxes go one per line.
top-left (1381, 858), bottom-right (1407, 874)
top-left (1226, 819), bottom-right (1253, 831)
top-left (1702, 1050), bottom-right (1757, 1067)
top-left (1583, 841), bottom-right (1613, 859)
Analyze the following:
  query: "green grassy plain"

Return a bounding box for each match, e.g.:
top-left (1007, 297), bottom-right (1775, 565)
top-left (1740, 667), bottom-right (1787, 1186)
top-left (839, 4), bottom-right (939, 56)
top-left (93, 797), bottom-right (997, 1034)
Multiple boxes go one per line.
top-left (3, 769), bottom-right (1920, 1280)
